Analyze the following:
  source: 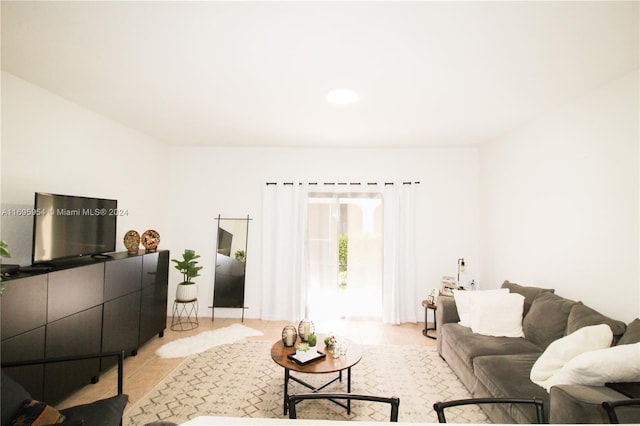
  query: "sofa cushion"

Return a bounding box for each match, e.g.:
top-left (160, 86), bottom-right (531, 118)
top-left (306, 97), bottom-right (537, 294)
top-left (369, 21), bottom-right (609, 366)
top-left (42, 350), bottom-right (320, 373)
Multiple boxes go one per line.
top-left (1, 370), bottom-right (33, 426)
top-left (442, 323), bottom-right (542, 368)
top-left (522, 292), bottom-right (577, 349)
top-left (618, 318), bottom-right (640, 345)
top-left (501, 280), bottom-right (555, 317)
top-left (59, 394), bottom-right (128, 426)
top-left (473, 353), bottom-right (550, 423)
top-left (530, 324), bottom-right (613, 390)
top-left (566, 302), bottom-right (627, 338)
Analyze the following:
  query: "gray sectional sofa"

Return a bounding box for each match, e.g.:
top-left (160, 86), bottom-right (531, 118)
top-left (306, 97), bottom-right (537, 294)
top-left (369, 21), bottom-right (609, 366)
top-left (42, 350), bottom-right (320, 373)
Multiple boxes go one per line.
top-left (436, 280), bottom-right (640, 423)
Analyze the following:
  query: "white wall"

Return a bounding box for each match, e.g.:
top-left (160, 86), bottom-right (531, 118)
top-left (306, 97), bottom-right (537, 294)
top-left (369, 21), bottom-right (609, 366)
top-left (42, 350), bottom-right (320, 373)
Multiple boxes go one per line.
top-left (7, 66), bottom-right (636, 325)
top-left (479, 70), bottom-right (639, 322)
top-left (167, 147), bottom-right (481, 320)
top-left (1, 71), bottom-right (481, 322)
top-left (1, 71), bottom-right (170, 265)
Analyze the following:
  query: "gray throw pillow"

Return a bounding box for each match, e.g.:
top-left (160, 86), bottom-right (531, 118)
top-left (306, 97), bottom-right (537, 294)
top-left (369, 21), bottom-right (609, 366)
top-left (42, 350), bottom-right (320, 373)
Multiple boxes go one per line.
top-left (501, 280), bottom-right (555, 317)
top-left (565, 302), bottom-right (627, 338)
top-left (522, 292), bottom-right (577, 349)
top-left (617, 318), bottom-right (640, 345)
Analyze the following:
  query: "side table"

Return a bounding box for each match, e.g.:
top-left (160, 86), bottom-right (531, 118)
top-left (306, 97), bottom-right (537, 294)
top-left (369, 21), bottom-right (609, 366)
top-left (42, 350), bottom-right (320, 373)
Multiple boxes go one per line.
top-left (422, 299), bottom-right (437, 339)
top-left (171, 298), bottom-right (199, 331)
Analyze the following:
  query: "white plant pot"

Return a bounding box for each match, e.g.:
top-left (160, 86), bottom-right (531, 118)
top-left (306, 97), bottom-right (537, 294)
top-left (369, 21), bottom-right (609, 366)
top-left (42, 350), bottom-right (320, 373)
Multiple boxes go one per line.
top-left (176, 283), bottom-right (198, 301)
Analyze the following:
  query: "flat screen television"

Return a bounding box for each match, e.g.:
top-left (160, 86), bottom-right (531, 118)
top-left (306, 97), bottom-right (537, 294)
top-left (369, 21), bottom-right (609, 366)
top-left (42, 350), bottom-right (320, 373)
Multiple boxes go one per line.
top-left (32, 192), bottom-right (117, 264)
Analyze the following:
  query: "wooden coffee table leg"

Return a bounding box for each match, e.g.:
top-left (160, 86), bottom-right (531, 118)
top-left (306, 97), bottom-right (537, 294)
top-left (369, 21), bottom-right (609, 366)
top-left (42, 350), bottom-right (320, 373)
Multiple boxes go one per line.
top-left (284, 368), bottom-right (290, 415)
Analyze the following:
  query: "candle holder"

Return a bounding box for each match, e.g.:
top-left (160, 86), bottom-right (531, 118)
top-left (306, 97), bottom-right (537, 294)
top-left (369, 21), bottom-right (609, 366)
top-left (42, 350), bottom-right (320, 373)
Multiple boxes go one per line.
top-left (298, 319), bottom-right (315, 342)
top-left (282, 325), bottom-right (298, 347)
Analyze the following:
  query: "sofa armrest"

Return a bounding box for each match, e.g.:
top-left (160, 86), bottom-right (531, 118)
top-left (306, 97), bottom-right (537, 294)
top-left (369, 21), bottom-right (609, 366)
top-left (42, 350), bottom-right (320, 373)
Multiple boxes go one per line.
top-left (436, 294), bottom-right (459, 326)
top-left (550, 384), bottom-right (640, 424)
top-left (436, 294), bottom-right (459, 356)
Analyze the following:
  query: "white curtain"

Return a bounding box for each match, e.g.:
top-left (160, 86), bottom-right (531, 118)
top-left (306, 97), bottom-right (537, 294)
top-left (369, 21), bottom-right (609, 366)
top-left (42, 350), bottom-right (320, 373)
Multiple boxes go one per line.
top-left (260, 183), bottom-right (309, 321)
top-left (306, 195), bottom-right (341, 320)
top-left (261, 181), bottom-right (419, 324)
top-left (382, 183), bottom-right (419, 324)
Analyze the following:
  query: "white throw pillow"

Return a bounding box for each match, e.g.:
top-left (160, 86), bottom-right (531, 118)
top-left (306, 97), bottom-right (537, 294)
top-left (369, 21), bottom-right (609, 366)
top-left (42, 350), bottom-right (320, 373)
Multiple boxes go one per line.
top-left (470, 292), bottom-right (525, 338)
top-left (453, 288), bottom-right (508, 327)
top-left (543, 342), bottom-right (640, 390)
top-left (530, 324), bottom-right (613, 388)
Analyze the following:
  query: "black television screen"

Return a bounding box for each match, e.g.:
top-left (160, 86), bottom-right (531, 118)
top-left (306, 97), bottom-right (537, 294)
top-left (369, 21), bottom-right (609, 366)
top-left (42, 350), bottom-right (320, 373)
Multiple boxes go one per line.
top-left (32, 192), bottom-right (117, 264)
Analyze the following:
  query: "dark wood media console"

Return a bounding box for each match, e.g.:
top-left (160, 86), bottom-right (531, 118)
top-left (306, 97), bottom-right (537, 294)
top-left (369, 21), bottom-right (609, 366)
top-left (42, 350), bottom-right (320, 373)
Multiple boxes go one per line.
top-left (1, 250), bottom-right (169, 404)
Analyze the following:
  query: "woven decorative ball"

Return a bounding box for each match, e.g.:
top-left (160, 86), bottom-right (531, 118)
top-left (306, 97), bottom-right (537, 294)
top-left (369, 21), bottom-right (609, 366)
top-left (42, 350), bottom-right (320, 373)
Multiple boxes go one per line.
top-left (123, 230), bottom-right (140, 254)
top-left (141, 229), bottom-right (160, 252)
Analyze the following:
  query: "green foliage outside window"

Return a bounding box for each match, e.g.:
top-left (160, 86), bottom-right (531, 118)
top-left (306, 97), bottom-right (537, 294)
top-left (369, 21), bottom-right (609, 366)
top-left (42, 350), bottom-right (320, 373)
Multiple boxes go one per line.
top-left (338, 234), bottom-right (348, 290)
top-left (338, 234), bottom-right (348, 272)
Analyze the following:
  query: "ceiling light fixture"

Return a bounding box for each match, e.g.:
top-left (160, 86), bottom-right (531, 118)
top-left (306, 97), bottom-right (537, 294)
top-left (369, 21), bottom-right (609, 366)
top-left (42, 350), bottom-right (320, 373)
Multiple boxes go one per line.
top-left (326, 88), bottom-right (359, 105)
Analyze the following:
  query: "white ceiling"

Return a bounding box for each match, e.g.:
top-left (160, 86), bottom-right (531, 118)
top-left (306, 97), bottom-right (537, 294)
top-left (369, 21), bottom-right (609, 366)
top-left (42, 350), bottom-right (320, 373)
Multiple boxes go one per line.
top-left (2, 1), bottom-right (638, 148)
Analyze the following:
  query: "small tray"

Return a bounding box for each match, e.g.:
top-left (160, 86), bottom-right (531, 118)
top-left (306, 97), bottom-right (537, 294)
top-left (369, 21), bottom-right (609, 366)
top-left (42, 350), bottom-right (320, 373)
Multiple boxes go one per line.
top-left (288, 350), bottom-right (326, 366)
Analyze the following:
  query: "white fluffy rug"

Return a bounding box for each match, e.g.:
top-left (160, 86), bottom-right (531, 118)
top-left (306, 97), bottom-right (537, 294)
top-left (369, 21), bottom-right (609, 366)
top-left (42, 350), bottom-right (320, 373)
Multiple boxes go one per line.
top-left (155, 323), bottom-right (264, 358)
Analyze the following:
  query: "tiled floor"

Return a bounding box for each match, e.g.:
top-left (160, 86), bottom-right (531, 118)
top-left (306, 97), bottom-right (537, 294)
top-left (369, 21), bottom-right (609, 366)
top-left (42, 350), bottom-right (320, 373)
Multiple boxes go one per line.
top-left (55, 316), bottom-right (436, 412)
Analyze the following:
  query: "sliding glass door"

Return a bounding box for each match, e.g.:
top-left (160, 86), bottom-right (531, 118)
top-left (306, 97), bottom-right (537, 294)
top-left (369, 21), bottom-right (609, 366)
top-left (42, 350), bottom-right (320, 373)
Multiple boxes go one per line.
top-left (307, 193), bottom-right (383, 320)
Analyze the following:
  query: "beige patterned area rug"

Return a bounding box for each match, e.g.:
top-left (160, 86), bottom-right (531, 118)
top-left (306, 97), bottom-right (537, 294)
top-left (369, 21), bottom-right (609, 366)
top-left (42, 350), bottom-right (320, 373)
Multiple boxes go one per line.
top-left (124, 341), bottom-right (490, 425)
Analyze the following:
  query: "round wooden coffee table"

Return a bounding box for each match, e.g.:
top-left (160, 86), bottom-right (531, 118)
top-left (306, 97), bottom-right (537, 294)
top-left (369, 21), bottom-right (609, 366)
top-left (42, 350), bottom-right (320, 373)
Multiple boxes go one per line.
top-left (270, 334), bottom-right (363, 415)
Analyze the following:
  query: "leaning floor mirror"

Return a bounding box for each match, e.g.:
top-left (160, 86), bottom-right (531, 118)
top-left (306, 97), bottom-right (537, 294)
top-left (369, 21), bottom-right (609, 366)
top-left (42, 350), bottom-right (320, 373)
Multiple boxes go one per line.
top-left (211, 215), bottom-right (250, 321)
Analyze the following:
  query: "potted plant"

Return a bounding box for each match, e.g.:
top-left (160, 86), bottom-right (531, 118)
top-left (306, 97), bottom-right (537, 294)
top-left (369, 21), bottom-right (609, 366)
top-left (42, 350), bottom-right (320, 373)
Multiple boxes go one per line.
top-left (0, 240), bottom-right (10, 258)
top-left (172, 249), bottom-right (203, 301)
top-left (0, 240), bottom-right (9, 296)
top-left (234, 249), bottom-right (246, 262)
top-left (307, 332), bottom-right (317, 347)
top-left (295, 342), bottom-right (310, 354)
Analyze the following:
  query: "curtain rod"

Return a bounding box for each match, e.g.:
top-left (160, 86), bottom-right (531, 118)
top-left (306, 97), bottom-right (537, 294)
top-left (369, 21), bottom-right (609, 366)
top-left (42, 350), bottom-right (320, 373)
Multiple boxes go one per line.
top-left (265, 181), bottom-right (420, 186)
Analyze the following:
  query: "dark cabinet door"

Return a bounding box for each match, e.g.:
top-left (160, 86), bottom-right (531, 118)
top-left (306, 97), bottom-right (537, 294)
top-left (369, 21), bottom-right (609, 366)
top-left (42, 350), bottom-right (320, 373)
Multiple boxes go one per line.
top-left (104, 255), bottom-right (142, 301)
top-left (47, 264), bottom-right (103, 323)
top-left (139, 251), bottom-right (169, 342)
top-left (142, 251), bottom-right (159, 287)
top-left (139, 280), bottom-right (168, 342)
top-left (1, 327), bottom-right (46, 400)
top-left (1, 274), bottom-right (48, 338)
top-left (1, 274), bottom-right (48, 401)
top-left (102, 255), bottom-right (143, 370)
top-left (102, 291), bottom-right (141, 369)
top-left (44, 305), bottom-right (103, 404)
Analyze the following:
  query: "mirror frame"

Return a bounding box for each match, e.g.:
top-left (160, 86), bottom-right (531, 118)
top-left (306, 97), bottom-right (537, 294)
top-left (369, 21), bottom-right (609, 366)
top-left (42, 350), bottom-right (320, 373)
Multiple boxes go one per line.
top-left (211, 215), bottom-right (250, 321)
